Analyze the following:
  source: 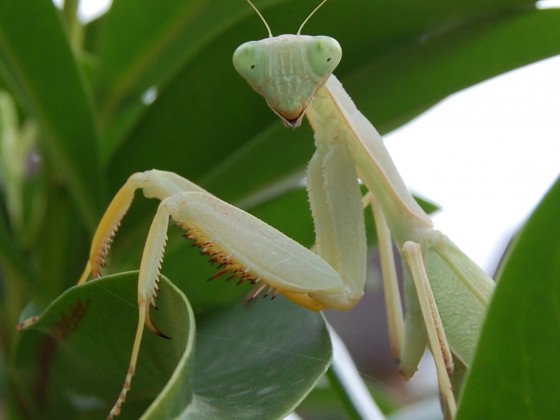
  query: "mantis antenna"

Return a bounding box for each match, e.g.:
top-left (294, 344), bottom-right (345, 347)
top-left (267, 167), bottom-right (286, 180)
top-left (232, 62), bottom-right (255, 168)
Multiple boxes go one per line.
top-left (297, 0), bottom-right (329, 35)
top-left (245, 0), bottom-right (329, 37)
top-left (245, 0), bottom-right (273, 38)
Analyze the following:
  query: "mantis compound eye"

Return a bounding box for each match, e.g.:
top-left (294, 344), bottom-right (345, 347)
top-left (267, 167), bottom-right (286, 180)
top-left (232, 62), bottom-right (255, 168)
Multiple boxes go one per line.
top-left (232, 41), bottom-right (267, 86)
top-left (306, 36), bottom-right (342, 80)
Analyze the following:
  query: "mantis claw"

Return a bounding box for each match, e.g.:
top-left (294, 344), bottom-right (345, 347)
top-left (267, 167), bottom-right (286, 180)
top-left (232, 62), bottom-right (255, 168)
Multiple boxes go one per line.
top-left (146, 311), bottom-right (171, 340)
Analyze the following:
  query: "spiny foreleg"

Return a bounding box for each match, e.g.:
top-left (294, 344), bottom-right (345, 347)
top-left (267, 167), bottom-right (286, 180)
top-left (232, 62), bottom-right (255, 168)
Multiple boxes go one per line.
top-left (106, 189), bottom-right (350, 417)
top-left (78, 170), bottom-right (206, 284)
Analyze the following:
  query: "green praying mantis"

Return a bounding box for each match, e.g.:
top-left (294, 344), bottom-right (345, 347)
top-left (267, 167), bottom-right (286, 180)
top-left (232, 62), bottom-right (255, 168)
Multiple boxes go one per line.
top-left (20, 0), bottom-right (495, 418)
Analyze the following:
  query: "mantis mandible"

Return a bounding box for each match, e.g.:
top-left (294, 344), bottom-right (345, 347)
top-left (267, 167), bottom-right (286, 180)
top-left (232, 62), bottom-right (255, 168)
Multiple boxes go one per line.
top-left (27, 1), bottom-right (495, 418)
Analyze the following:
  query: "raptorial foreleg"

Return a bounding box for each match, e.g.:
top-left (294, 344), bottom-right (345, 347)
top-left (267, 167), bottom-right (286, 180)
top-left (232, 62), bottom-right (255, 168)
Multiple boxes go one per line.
top-left (78, 170), bottom-right (206, 283)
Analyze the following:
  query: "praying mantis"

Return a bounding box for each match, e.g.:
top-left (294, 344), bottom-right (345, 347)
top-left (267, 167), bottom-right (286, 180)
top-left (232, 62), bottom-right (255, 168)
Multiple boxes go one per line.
top-left (21, 0), bottom-right (495, 418)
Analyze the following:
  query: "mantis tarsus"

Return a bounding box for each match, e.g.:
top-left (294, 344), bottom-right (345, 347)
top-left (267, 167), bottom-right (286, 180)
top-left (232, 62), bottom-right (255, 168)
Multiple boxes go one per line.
top-left (22, 1), bottom-right (494, 418)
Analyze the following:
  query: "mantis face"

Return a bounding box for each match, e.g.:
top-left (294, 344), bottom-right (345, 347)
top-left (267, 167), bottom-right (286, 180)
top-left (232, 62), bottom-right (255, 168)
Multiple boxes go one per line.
top-left (233, 34), bottom-right (342, 127)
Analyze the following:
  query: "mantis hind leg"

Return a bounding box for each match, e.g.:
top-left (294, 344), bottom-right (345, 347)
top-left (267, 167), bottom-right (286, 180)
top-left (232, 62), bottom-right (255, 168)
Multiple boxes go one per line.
top-left (402, 241), bottom-right (456, 419)
top-left (366, 193), bottom-right (456, 414)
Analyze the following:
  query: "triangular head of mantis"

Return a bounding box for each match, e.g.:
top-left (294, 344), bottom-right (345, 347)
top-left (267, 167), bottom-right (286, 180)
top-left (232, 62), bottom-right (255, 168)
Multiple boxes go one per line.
top-left (233, 34), bottom-right (342, 127)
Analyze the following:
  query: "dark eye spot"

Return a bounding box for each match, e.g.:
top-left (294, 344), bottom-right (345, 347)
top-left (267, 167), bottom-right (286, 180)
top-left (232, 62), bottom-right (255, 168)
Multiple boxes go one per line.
top-left (326, 57), bottom-right (331, 62)
top-left (250, 64), bottom-right (256, 69)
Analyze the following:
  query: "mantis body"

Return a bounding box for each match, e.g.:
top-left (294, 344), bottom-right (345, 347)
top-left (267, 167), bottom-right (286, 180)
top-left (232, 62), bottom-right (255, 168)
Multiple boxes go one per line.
top-left (33, 1), bottom-right (494, 418)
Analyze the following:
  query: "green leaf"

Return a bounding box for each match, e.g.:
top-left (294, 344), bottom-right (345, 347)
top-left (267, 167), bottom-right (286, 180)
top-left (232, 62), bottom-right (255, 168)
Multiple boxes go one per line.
top-left (0, 0), bottom-right (103, 228)
top-left (347, 8), bottom-right (560, 132)
top-left (186, 293), bottom-right (332, 418)
top-left (105, 2), bottom-right (560, 209)
top-left (13, 272), bottom-right (331, 418)
top-left (457, 176), bottom-right (560, 418)
top-left (13, 273), bottom-right (194, 419)
top-left (94, 0), bottom-right (287, 160)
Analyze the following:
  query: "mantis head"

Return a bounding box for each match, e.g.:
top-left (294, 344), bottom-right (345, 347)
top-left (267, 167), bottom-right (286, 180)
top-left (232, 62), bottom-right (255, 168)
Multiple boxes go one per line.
top-left (233, 0), bottom-right (341, 127)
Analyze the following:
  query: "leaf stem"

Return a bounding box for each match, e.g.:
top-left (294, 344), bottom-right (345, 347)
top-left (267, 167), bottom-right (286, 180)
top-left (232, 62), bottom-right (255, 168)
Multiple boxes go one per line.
top-left (326, 325), bottom-right (385, 419)
top-left (62, 0), bottom-right (84, 50)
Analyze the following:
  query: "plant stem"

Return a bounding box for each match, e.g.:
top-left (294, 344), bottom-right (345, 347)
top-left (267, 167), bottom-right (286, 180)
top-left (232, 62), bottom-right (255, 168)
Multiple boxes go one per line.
top-left (62, 0), bottom-right (83, 50)
top-left (327, 325), bottom-right (385, 419)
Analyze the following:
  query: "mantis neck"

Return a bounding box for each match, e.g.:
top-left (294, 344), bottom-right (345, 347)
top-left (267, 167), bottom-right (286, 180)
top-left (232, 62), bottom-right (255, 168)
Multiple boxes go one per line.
top-left (306, 75), bottom-right (433, 246)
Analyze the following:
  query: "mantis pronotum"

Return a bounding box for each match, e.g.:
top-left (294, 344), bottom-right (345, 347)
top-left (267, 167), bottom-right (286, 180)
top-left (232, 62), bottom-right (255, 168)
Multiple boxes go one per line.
top-left (23, 1), bottom-right (494, 418)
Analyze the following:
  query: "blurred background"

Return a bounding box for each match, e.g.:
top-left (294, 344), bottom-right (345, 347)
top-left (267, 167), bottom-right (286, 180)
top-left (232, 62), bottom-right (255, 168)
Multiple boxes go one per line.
top-left (2, 0), bottom-right (560, 418)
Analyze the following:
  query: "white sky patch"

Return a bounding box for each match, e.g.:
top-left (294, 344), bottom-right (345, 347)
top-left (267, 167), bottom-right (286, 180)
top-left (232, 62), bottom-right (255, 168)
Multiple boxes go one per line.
top-left (537, 0), bottom-right (560, 9)
top-left (141, 87), bottom-right (158, 105)
top-left (52, 0), bottom-right (112, 23)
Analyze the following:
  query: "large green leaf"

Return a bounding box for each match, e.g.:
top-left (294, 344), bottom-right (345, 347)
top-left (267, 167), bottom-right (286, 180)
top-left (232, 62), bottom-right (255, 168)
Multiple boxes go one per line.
top-left (346, 8), bottom-right (560, 132)
top-left (106, 2), bottom-right (560, 205)
top-left (187, 291), bottom-right (332, 418)
top-left (12, 272), bottom-right (330, 419)
top-left (94, 0), bottom-right (286, 160)
top-left (457, 176), bottom-right (560, 418)
top-left (201, 7), bottom-right (560, 203)
top-left (0, 0), bottom-right (103, 228)
top-left (13, 273), bottom-right (194, 419)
